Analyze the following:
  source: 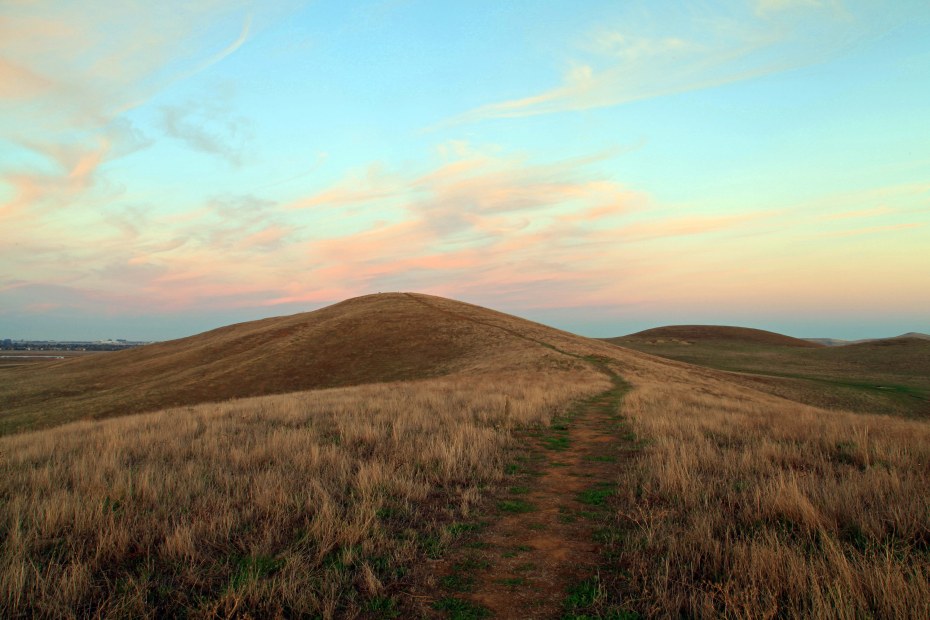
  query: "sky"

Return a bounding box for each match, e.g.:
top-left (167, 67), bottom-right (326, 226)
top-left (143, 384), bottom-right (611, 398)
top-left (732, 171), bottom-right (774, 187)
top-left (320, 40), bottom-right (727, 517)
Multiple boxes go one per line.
top-left (1, 0), bottom-right (928, 341)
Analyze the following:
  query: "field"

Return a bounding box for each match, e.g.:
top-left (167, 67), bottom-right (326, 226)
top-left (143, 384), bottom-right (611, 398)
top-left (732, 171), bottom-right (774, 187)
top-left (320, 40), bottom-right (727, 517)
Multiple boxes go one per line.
top-left (2, 295), bottom-right (928, 618)
top-left (607, 327), bottom-right (930, 418)
top-left (0, 350), bottom-right (102, 368)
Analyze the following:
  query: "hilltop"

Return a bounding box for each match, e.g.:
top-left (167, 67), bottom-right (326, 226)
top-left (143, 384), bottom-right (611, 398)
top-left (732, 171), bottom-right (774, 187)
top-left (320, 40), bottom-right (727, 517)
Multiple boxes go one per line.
top-left (606, 324), bottom-right (823, 348)
top-left (0, 292), bottom-right (598, 434)
top-left (2, 294), bottom-right (929, 618)
top-left (807, 332), bottom-right (930, 347)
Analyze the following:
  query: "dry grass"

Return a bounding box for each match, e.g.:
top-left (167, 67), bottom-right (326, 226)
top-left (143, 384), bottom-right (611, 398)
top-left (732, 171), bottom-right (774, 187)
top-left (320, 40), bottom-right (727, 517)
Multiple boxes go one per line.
top-left (0, 293), bottom-right (566, 435)
top-left (610, 334), bottom-right (930, 418)
top-left (4, 292), bottom-right (929, 618)
top-left (0, 367), bottom-right (608, 618)
top-left (608, 361), bottom-right (930, 619)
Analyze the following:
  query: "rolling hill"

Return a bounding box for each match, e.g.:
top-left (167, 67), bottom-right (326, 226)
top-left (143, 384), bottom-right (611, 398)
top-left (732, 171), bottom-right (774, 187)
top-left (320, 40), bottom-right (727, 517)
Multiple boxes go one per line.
top-left (0, 292), bottom-right (599, 434)
top-left (605, 324), bottom-right (930, 418)
top-left (3, 294), bottom-right (930, 618)
top-left (806, 332), bottom-right (930, 347)
top-left (607, 324), bottom-right (823, 348)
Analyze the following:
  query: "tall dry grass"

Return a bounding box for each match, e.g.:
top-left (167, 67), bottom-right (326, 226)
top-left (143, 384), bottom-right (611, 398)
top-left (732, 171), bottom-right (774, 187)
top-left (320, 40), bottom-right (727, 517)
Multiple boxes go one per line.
top-left (0, 367), bottom-right (608, 618)
top-left (610, 362), bottom-right (930, 619)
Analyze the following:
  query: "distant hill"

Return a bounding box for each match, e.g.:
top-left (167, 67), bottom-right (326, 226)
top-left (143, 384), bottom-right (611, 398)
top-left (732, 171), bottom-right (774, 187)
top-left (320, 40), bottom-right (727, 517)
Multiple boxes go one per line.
top-left (806, 332), bottom-right (930, 347)
top-left (0, 292), bottom-right (598, 434)
top-left (605, 325), bottom-right (823, 348)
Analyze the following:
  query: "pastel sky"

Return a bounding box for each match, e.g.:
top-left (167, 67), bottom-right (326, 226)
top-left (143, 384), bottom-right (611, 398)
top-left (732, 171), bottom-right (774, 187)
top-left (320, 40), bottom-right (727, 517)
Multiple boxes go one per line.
top-left (2, 0), bottom-right (928, 340)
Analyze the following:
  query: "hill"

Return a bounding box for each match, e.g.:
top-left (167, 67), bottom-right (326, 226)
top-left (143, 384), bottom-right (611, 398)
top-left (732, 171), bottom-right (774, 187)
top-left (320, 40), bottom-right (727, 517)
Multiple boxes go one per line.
top-left (607, 325), bottom-right (930, 418)
top-left (3, 294), bottom-right (930, 618)
top-left (606, 324), bottom-right (823, 348)
top-left (805, 332), bottom-right (930, 346)
top-left (0, 292), bottom-right (597, 435)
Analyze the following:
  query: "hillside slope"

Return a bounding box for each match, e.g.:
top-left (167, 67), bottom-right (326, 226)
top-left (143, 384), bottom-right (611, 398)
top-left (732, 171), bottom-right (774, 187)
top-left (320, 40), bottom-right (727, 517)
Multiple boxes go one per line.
top-left (3, 294), bottom-right (930, 618)
top-left (608, 325), bottom-right (930, 417)
top-left (0, 293), bottom-right (597, 434)
top-left (607, 324), bottom-right (823, 348)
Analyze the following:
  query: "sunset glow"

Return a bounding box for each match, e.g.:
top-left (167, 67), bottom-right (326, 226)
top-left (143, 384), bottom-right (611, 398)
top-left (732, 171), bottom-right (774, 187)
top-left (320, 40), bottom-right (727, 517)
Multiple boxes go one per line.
top-left (2, 0), bottom-right (928, 339)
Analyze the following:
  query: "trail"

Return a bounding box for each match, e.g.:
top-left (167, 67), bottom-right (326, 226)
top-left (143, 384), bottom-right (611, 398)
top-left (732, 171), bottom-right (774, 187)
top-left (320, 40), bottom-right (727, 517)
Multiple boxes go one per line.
top-left (403, 294), bottom-right (635, 618)
top-left (422, 363), bottom-right (631, 619)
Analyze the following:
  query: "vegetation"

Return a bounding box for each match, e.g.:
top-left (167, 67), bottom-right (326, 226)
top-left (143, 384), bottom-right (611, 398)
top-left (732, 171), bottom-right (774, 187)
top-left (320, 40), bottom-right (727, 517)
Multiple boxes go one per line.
top-left (609, 327), bottom-right (930, 417)
top-left (2, 294), bottom-right (929, 618)
top-left (0, 369), bottom-right (605, 618)
top-left (604, 360), bottom-right (930, 618)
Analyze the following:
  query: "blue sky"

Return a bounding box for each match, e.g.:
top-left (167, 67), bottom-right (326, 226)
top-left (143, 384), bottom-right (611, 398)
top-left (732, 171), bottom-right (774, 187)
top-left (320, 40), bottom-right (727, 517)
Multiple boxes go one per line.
top-left (1, 0), bottom-right (928, 340)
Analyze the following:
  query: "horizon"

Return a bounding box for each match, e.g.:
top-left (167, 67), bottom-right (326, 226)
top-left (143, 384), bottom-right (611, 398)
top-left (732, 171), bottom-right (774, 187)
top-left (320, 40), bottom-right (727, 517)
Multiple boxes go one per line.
top-left (1, 291), bottom-right (926, 342)
top-left (3, 1), bottom-right (929, 341)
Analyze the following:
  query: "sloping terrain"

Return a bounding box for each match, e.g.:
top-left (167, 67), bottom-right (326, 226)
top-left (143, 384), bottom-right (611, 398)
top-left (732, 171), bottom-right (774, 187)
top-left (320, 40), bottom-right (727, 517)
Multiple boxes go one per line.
top-left (2, 294), bottom-right (929, 618)
top-left (807, 332), bottom-right (930, 346)
top-left (607, 324), bottom-right (930, 418)
top-left (610, 324), bottom-right (823, 348)
top-left (0, 293), bottom-right (586, 434)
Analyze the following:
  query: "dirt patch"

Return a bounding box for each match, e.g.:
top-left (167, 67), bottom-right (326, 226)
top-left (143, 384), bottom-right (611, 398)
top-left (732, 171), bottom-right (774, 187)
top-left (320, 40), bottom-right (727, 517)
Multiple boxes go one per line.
top-left (406, 363), bottom-right (638, 619)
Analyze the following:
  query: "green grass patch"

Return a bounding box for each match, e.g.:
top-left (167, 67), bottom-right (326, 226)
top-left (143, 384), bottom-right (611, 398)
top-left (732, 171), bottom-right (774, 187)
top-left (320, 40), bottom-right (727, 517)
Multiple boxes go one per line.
top-left (447, 521), bottom-right (487, 536)
top-left (578, 487), bottom-right (614, 506)
top-left (498, 499), bottom-right (535, 513)
top-left (228, 555), bottom-right (282, 591)
top-left (441, 573), bottom-right (475, 592)
top-left (454, 557), bottom-right (491, 572)
top-left (543, 435), bottom-right (570, 451)
top-left (433, 597), bottom-right (491, 619)
top-left (497, 577), bottom-right (526, 587)
top-left (509, 485), bottom-right (530, 495)
top-left (364, 595), bottom-right (401, 618)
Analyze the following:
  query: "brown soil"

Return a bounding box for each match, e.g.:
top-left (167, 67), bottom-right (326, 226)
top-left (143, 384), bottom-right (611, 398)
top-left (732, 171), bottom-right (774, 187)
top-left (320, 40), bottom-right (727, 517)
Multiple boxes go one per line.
top-left (407, 360), bottom-right (634, 619)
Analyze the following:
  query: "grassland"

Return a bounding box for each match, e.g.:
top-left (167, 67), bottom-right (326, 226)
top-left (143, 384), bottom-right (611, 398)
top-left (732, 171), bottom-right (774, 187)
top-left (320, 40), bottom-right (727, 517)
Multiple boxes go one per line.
top-left (0, 293), bottom-right (579, 435)
top-left (0, 368), bottom-right (606, 618)
top-left (608, 327), bottom-right (930, 418)
top-left (2, 295), bottom-right (929, 618)
top-left (601, 359), bottom-right (930, 619)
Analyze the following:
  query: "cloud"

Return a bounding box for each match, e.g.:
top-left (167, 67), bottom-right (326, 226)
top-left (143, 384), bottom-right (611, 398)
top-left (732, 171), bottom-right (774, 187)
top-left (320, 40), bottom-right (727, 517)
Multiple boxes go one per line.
top-left (755, 0), bottom-right (825, 15)
top-left (439, 1), bottom-right (871, 125)
top-left (0, 2), bottom-right (288, 229)
top-left (159, 94), bottom-right (253, 165)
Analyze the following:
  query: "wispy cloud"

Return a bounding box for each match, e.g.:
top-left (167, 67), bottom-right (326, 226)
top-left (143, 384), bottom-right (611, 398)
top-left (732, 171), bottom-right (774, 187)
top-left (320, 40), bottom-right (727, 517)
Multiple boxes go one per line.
top-left (0, 2), bottom-right (283, 226)
top-left (159, 92), bottom-right (253, 165)
top-left (439, 1), bottom-right (872, 126)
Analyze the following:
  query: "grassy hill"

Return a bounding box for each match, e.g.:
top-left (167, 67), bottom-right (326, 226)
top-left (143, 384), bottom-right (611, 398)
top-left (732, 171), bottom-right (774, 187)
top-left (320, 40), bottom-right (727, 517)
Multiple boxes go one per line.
top-left (2, 296), bottom-right (929, 618)
top-left (610, 324), bottom-right (823, 348)
top-left (0, 293), bottom-right (592, 435)
top-left (605, 325), bottom-right (930, 418)
top-left (806, 332), bottom-right (930, 346)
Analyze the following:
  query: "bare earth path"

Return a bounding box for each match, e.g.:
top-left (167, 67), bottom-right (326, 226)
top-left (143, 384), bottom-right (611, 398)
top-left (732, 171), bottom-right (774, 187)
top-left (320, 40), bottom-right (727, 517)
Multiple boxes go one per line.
top-left (406, 358), bottom-right (635, 619)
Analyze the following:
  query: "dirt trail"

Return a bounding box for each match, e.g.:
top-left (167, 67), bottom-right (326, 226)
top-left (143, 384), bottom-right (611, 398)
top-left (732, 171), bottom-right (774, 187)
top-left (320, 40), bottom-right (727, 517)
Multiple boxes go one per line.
top-left (413, 362), bottom-right (633, 619)
top-left (395, 294), bottom-right (636, 618)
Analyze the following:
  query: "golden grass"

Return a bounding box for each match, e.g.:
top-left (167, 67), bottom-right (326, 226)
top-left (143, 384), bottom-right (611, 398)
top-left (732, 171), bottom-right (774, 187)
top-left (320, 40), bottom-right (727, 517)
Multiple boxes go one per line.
top-left (609, 361), bottom-right (930, 619)
top-left (0, 292), bottom-right (566, 435)
top-left (0, 367), bottom-right (608, 618)
top-left (4, 292), bottom-right (929, 618)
